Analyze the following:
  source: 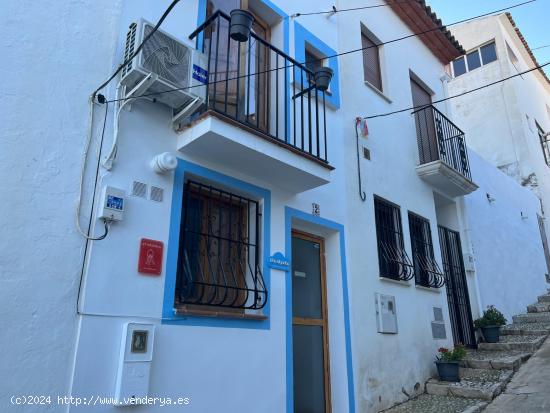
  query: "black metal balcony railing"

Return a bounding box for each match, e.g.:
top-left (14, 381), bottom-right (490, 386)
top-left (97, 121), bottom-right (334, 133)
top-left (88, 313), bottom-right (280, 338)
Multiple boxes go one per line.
top-left (412, 105), bottom-right (472, 180)
top-left (189, 11), bottom-right (328, 163)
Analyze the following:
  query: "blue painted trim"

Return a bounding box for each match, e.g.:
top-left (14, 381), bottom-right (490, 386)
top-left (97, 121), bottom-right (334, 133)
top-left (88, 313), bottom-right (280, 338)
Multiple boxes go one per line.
top-left (162, 159), bottom-right (271, 329)
top-left (284, 207), bottom-right (355, 412)
top-left (293, 22), bottom-right (340, 109)
top-left (196, 0), bottom-right (207, 51)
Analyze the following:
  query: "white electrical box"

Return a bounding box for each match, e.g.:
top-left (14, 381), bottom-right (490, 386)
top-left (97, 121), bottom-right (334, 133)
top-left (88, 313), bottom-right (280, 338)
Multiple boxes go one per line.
top-left (114, 323), bottom-right (155, 406)
top-left (98, 186), bottom-right (125, 221)
top-left (463, 253), bottom-right (475, 273)
top-left (375, 293), bottom-right (398, 334)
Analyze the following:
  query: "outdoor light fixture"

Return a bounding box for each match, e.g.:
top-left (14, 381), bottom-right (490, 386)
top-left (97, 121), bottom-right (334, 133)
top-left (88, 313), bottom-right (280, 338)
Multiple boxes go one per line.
top-left (229, 9), bottom-right (255, 42)
top-left (151, 152), bottom-right (177, 174)
top-left (486, 193), bottom-right (496, 203)
top-left (292, 67), bottom-right (334, 100)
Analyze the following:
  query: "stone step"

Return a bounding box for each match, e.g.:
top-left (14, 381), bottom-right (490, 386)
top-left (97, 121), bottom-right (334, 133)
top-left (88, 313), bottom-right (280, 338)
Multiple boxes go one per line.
top-left (478, 335), bottom-right (546, 352)
top-left (383, 394), bottom-right (488, 413)
top-left (537, 294), bottom-right (550, 303)
top-left (527, 303), bottom-right (550, 313)
top-left (501, 323), bottom-right (550, 336)
top-left (460, 350), bottom-right (531, 371)
top-left (512, 313), bottom-right (550, 324)
top-left (426, 368), bottom-right (513, 400)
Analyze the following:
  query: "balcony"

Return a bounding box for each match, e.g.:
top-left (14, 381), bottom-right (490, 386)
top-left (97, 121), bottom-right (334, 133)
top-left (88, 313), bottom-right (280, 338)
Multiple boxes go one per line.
top-left (179, 11), bottom-right (332, 193)
top-left (413, 105), bottom-right (478, 197)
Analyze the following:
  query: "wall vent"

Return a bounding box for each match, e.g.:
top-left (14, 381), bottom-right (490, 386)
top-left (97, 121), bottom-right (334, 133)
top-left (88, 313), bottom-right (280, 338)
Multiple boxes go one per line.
top-left (132, 181), bottom-right (147, 198)
top-left (150, 186), bottom-right (164, 202)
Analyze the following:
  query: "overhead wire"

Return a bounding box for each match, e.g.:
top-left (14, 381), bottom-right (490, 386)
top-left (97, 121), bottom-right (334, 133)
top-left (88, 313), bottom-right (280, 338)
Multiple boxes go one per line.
top-left (104, 0), bottom-right (538, 104)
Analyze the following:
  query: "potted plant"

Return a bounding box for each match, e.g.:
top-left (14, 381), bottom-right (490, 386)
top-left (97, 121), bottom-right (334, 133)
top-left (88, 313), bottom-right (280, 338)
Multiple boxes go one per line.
top-left (435, 345), bottom-right (466, 382)
top-left (474, 305), bottom-right (507, 343)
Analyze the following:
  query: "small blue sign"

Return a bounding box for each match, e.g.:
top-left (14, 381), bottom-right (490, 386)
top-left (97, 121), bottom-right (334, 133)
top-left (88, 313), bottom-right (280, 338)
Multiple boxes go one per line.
top-left (268, 252), bottom-right (290, 272)
top-left (192, 64), bottom-right (208, 85)
top-left (106, 195), bottom-right (124, 211)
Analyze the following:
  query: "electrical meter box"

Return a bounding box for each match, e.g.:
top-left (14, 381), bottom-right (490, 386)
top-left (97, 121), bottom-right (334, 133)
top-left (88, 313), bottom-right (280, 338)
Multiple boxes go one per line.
top-left (463, 253), bottom-right (476, 273)
top-left (375, 293), bottom-right (398, 334)
top-left (114, 323), bottom-right (155, 406)
top-left (99, 186), bottom-right (125, 221)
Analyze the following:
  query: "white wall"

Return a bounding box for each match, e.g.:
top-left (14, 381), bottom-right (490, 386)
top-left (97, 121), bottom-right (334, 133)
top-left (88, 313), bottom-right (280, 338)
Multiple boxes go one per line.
top-left (466, 151), bottom-right (548, 321)
top-left (0, 1), bottom-right (122, 410)
top-left (448, 14), bottom-right (550, 242)
top-left (335, 2), bottom-right (459, 411)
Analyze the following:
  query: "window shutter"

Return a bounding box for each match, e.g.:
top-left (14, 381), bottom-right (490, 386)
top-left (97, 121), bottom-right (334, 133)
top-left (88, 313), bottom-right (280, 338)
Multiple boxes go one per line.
top-left (362, 33), bottom-right (382, 91)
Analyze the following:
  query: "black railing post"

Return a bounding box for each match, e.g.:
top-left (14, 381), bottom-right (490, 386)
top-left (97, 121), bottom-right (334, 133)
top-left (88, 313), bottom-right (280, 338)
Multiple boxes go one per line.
top-left (413, 105), bottom-right (471, 180)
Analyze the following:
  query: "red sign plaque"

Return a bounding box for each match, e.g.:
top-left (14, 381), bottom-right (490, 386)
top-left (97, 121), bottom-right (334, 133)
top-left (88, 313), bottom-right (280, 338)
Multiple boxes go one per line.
top-left (138, 238), bottom-right (164, 276)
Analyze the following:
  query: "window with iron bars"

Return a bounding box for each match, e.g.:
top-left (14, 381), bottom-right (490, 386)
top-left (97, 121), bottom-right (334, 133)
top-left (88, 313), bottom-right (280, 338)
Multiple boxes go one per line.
top-left (408, 212), bottom-right (445, 288)
top-left (374, 196), bottom-right (414, 281)
top-left (175, 181), bottom-right (267, 313)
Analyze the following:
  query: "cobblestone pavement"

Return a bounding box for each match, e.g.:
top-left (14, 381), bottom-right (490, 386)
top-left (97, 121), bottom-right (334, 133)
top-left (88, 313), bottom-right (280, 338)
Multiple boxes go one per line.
top-left (484, 336), bottom-right (550, 413)
top-left (384, 394), bottom-right (485, 413)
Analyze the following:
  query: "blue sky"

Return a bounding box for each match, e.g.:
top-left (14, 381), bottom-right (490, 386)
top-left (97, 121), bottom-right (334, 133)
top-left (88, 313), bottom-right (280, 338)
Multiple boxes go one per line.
top-left (426, 0), bottom-right (550, 76)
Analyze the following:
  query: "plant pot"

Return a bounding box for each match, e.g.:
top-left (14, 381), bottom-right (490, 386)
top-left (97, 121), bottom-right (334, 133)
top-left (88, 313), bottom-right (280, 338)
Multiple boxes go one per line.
top-left (313, 67), bottom-right (334, 92)
top-left (229, 9), bottom-right (255, 42)
top-left (481, 325), bottom-right (501, 343)
top-left (435, 360), bottom-right (460, 382)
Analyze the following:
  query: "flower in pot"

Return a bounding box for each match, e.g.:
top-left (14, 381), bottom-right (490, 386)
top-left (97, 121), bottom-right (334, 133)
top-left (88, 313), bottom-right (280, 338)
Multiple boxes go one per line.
top-left (435, 345), bottom-right (466, 382)
top-left (474, 305), bottom-right (507, 343)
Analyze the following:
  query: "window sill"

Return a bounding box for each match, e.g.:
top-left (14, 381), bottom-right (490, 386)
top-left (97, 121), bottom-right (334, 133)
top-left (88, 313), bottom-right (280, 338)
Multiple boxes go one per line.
top-left (174, 306), bottom-right (267, 321)
top-left (379, 277), bottom-right (411, 287)
top-left (415, 284), bottom-right (442, 293)
top-left (364, 81), bottom-right (392, 103)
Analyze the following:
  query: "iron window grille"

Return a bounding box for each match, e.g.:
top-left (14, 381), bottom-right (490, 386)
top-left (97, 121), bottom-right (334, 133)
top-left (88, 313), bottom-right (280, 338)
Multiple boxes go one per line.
top-left (175, 180), bottom-right (267, 311)
top-left (374, 196), bottom-right (414, 281)
top-left (408, 212), bottom-right (445, 288)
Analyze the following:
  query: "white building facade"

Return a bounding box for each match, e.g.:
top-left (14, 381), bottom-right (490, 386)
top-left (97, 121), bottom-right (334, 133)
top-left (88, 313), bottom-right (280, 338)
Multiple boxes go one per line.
top-left (1, 1), bottom-right (548, 413)
top-left (447, 13), bottom-right (550, 276)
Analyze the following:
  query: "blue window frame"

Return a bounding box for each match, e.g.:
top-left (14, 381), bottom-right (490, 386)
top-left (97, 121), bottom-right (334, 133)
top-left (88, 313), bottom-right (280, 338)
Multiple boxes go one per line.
top-left (294, 22), bottom-right (340, 109)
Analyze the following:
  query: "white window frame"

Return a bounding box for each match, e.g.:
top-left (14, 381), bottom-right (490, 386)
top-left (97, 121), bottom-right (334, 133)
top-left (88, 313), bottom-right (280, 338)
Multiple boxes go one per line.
top-left (452, 40), bottom-right (498, 78)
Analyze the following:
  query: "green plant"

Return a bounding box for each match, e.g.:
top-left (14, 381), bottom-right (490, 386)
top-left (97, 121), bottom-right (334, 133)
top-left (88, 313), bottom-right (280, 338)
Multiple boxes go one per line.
top-left (436, 344), bottom-right (467, 362)
top-left (474, 305), bottom-right (507, 328)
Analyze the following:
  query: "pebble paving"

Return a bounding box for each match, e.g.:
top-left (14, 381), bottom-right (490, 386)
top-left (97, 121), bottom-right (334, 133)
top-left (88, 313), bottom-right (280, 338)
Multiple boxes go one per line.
top-left (498, 334), bottom-right (541, 343)
top-left (503, 322), bottom-right (550, 331)
top-left (384, 394), bottom-right (484, 413)
top-left (464, 349), bottom-right (526, 360)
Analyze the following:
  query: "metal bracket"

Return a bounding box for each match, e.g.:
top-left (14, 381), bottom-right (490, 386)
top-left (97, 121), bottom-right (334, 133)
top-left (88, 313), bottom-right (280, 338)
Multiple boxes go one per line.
top-left (172, 96), bottom-right (202, 126)
top-left (292, 84), bottom-right (316, 100)
top-left (123, 73), bottom-right (159, 110)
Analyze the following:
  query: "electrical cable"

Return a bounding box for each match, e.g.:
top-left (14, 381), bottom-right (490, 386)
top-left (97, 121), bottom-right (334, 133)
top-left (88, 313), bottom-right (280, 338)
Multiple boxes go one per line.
top-left (76, 100), bottom-right (111, 240)
top-left (532, 44), bottom-right (550, 51)
top-left (362, 61), bottom-right (550, 119)
top-left (92, 0), bottom-right (181, 98)
top-left (291, 0), bottom-right (413, 17)
top-left (104, 0), bottom-right (538, 104)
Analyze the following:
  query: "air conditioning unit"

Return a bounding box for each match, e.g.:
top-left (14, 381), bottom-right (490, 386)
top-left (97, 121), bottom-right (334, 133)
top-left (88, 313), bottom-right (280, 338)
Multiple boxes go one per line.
top-left (120, 20), bottom-right (208, 124)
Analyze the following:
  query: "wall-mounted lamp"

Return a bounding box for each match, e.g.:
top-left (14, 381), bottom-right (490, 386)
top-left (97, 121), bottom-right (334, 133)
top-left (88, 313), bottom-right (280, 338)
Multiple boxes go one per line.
top-left (521, 211), bottom-right (529, 220)
top-left (151, 152), bottom-right (177, 174)
top-left (229, 9), bottom-right (255, 42)
top-left (486, 193), bottom-right (496, 203)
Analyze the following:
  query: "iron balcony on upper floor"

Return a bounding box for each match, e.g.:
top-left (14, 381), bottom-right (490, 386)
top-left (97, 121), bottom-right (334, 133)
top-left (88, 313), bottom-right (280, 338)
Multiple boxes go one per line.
top-left (413, 105), bottom-right (478, 197)
top-left (177, 10), bottom-right (332, 193)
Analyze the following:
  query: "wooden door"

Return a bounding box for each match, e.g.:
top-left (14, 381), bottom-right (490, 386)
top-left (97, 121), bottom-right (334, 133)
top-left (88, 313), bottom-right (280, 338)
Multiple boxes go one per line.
top-left (292, 231), bottom-right (331, 413)
top-left (411, 78), bottom-right (438, 163)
